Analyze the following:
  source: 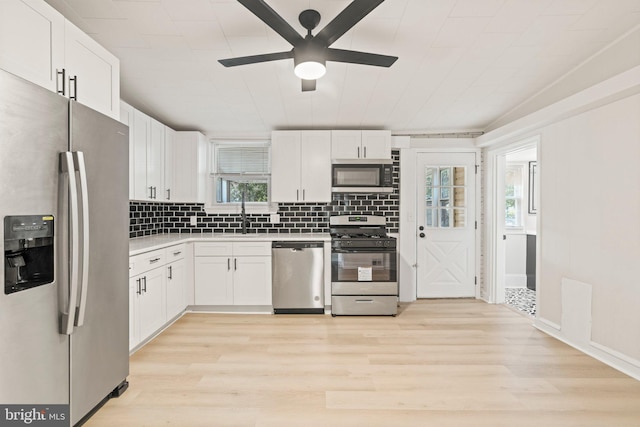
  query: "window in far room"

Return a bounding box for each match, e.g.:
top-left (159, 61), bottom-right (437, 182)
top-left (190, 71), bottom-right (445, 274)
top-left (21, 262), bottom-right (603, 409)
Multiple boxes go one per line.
top-left (505, 164), bottom-right (524, 228)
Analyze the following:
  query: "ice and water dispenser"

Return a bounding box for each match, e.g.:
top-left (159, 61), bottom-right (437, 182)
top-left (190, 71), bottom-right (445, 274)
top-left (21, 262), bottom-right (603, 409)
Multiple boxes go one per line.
top-left (4, 215), bottom-right (54, 294)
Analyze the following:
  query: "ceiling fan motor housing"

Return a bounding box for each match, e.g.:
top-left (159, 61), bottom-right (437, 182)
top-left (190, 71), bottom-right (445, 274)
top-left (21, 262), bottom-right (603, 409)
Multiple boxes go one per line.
top-left (299, 9), bottom-right (321, 34)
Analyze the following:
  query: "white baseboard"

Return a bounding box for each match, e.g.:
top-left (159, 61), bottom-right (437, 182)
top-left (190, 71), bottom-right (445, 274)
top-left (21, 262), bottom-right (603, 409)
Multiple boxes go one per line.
top-left (535, 318), bottom-right (640, 381)
top-left (505, 274), bottom-right (527, 288)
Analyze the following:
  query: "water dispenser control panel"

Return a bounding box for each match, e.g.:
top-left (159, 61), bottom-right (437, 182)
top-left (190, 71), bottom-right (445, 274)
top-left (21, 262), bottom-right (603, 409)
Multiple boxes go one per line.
top-left (4, 215), bottom-right (54, 294)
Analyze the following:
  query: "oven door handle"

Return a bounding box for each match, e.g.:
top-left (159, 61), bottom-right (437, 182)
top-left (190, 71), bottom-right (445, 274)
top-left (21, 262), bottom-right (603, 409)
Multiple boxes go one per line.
top-left (331, 248), bottom-right (396, 254)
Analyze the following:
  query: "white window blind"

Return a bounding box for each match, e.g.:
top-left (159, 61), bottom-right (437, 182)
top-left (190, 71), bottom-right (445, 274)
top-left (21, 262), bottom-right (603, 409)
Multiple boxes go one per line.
top-left (215, 143), bottom-right (270, 175)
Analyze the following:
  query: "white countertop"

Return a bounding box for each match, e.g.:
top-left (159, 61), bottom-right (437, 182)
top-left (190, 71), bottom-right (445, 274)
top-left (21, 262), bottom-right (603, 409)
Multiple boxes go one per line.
top-left (129, 233), bottom-right (331, 256)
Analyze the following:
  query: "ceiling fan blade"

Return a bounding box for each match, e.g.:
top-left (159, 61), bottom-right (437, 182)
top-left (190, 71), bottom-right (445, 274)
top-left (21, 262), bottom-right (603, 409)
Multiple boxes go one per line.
top-left (326, 48), bottom-right (397, 67)
top-left (315, 0), bottom-right (385, 47)
top-left (219, 51), bottom-right (293, 67)
top-left (238, 0), bottom-right (304, 46)
top-left (301, 79), bottom-right (316, 92)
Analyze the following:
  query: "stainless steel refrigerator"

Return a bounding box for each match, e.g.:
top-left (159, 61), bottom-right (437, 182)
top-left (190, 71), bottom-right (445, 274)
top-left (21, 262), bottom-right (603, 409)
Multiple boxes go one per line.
top-left (0, 68), bottom-right (129, 425)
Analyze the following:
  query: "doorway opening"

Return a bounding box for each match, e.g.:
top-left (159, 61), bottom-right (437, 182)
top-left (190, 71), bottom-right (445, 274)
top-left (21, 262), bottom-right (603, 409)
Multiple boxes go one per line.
top-left (503, 147), bottom-right (537, 316)
top-left (486, 138), bottom-right (539, 317)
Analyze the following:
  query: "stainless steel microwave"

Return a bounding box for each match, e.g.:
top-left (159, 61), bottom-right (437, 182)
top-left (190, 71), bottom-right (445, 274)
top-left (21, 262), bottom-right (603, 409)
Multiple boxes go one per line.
top-left (331, 161), bottom-right (394, 193)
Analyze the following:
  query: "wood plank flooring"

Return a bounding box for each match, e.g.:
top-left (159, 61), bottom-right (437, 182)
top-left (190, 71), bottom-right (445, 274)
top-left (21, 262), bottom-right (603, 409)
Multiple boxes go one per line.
top-left (86, 300), bottom-right (640, 427)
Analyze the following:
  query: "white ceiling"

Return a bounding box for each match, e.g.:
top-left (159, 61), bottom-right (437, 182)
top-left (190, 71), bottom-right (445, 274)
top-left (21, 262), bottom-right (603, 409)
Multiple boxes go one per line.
top-left (44, 0), bottom-right (640, 137)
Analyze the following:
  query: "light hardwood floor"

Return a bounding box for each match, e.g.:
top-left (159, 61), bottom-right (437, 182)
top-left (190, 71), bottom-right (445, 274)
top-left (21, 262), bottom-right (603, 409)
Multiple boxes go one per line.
top-left (86, 300), bottom-right (640, 427)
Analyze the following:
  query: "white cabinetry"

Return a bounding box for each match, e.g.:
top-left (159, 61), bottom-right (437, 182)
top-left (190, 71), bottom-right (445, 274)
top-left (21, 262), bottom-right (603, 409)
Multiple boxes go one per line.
top-left (165, 244), bottom-right (186, 319)
top-left (0, 0), bottom-right (64, 92)
top-left (194, 241), bottom-right (271, 306)
top-left (148, 118), bottom-right (165, 200)
top-left (122, 103), bottom-right (206, 203)
top-left (128, 244), bottom-right (189, 351)
top-left (63, 21), bottom-right (119, 119)
top-left (331, 130), bottom-right (391, 160)
top-left (131, 108), bottom-right (166, 201)
top-left (0, 0), bottom-right (119, 119)
top-left (119, 101), bottom-right (135, 198)
top-left (163, 127), bottom-right (176, 201)
top-left (271, 130), bottom-right (331, 202)
top-left (166, 131), bottom-right (208, 203)
top-left (129, 249), bottom-right (167, 350)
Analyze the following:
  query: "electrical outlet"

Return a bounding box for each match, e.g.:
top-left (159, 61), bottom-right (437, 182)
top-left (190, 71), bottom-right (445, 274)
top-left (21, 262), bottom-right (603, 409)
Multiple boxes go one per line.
top-left (190, 216), bottom-right (198, 226)
top-left (270, 213), bottom-right (280, 224)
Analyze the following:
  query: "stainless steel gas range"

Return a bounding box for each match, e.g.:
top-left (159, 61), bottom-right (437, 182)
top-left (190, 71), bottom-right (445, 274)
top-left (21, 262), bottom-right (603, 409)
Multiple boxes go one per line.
top-left (329, 215), bottom-right (398, 316)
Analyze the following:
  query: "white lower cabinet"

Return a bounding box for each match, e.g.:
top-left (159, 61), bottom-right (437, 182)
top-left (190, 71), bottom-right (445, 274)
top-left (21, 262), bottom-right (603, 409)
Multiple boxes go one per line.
top-left (194, 241), bottom-right (271, 306)
top-left (165, 245), bottom-right (187, 319)
top-left (136, 266), bottom-right (166, 341)
top-left (129, 248), bottom-right (166, 350)
top-left (129, 244), bottom-right (188, 351)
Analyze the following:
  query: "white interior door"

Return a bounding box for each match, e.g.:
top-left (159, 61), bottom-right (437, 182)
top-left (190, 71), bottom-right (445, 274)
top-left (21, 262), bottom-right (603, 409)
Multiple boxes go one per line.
top-left (416, 153), bottom-right (476, 298)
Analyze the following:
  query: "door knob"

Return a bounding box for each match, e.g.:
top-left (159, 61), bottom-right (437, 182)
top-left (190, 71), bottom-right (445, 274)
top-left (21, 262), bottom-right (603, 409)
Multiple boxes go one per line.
top-left (419, 233), bottom-right (425, 238)
top-left (419, 226), bottom-right (424, 231)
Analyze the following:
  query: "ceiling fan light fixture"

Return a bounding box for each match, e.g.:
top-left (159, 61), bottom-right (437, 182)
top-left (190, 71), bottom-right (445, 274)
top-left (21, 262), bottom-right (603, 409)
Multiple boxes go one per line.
top-left (294, 60), bottom-right (326, 80)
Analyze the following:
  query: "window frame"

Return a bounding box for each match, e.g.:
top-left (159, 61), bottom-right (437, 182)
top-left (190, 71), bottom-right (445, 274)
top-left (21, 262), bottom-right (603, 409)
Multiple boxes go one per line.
top-left (204, 140), bottom-right (278, 214)
top-left (504, 163), bottom-right (525, 230)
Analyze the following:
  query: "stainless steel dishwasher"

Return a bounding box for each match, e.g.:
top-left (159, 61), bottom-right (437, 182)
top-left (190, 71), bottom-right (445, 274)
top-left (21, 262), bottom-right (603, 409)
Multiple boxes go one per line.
top-left (272, 241), bottom-right (324, 314)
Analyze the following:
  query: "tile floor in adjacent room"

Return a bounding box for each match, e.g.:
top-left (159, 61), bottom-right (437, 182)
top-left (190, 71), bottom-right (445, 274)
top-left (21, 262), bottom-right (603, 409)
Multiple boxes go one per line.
top-left (505, 287), bottom-right (536, 317)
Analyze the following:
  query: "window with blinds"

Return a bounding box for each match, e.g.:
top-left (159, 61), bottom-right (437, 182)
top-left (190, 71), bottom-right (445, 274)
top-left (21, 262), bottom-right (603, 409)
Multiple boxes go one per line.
top-left (213, 142), bottom-right (271, 204)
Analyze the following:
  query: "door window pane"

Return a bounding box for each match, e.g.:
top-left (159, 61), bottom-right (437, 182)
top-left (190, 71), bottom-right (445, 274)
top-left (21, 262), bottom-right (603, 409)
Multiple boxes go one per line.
top-left (424, 166), bottom-right (467, 228)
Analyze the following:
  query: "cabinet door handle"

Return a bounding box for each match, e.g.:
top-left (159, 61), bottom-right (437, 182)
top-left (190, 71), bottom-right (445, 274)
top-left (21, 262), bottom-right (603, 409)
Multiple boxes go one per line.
top-left (302, 189), bottom-right (305, 201)
top-left (227, 258), bottom-right (231, 271)
top-left (296, 189), bottom-right (299, 201)
top-left (136, 278), bottom-right (142, 295)
top-left (357, 146), bottom-right (360, 158)
top-left (149, 186), bottom-right (154, 199)
top-left (168, 265), bottom-right (173, 280)
top-left (142, 276), bottom-right (147, 293)
top-left (56, 69), bottom-right (66, 96)
top-left (69, 75), bottom-right (78, 100)
top-left (166, 188), bottom-right (171, 200)
top-left (364, 146), bottom-right (367, 158)
top-left (234, 258), bottom-right (237, 271)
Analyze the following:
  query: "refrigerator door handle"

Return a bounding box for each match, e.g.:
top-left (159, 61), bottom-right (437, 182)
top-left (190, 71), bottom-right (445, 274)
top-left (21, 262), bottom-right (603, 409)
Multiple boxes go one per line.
top-left (73, 151), bottom-right (90, 327)
top-left (60, 152), bottom-right (80, 335)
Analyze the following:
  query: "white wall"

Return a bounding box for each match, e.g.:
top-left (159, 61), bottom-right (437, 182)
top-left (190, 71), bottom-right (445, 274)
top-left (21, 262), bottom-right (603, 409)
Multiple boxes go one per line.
top-left (539, 93), bottom-right (640, 362)
top-left (504, 234), bottom-right (526, 287)
top-left (482, 90), bottom-right (640, 378)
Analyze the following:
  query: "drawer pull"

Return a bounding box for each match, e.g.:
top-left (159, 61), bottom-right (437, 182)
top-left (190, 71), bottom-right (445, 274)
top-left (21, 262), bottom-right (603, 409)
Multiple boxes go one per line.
top-left (355, 299), bottom-right (374, 304)
top-left (149, 258), bottom-right (161, 263)
top-left (173, 251), bottom-right (182, 256)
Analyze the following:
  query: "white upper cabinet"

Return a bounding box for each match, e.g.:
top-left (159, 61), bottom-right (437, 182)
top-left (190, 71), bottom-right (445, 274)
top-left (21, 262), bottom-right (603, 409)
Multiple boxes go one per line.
top-left (271, 131), bottom-right (301, 203)
top-left (0, 0), bottom-right (64, 92)
top-left (64, 20), bottom-right (119, 120)
top-left (132, 109), bottom-right (150, 200)
top-left (331, 130), bottom-right (391, 160)
top-left (361, 130), bottom-right (392, 160)
top-left (330, 130), bottom-right (361, 160)
top-left (125, 103), bottom-right (207, 203)
top-left (131, 109), bottom-right (165, 201)
top-left (163, 127), bottom-right (176, 202)
top-left (0, 0), bottom-right (119, 119)
top-left (119, 101), bottom-right (135, 198)
top-left (271, 130), bottom-right (331, 203)
top-left (169, 132), bottom-right (208, 203)
top-left (148, 118), bottom-right (165, 200)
